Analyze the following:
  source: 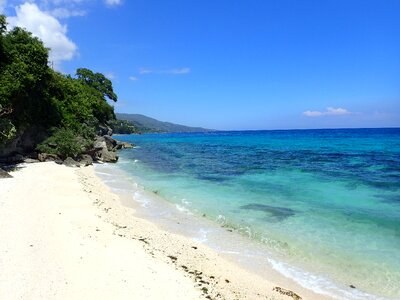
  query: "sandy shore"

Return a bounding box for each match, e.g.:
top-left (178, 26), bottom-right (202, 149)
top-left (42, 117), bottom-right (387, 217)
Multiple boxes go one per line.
top-left (0, 162), bottom-right (328, 300)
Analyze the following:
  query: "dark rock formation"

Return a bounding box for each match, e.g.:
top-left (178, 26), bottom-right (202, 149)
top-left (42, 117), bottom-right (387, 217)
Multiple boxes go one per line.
top-left (0, 131), bottom-right (128, 167)
top-left (0, 167), bottom-right (12, 178)
top-left (97, 125), bottom-right (113, 136)
top-left (0, 126), bottom-right (48, 158)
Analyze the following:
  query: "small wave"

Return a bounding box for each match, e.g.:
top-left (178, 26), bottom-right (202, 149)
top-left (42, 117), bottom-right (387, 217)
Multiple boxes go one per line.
top-left (95, 171), bottom-right (114, 176)
top-left (181, 198), bottom-right (191, 206)
top-left (132, 191), bottom-right (150, 208)
top-left (175, 204), bottom-right (193, 215)
top-left (267, 258), bottom-right (387, 300)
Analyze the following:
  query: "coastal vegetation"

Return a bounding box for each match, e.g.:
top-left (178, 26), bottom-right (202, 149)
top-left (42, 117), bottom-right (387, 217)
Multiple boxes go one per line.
top-left (0, 15), bottom-right (124, 162)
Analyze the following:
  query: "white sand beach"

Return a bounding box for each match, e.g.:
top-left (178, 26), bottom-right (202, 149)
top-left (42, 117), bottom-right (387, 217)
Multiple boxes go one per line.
top-left (0, 162), bottom-right (328, 300)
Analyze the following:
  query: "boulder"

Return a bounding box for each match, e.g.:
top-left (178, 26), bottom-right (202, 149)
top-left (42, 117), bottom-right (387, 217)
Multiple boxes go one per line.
top-left (93, 136), bottom-right (108, 150)
top-left (103, 135), bottom-right (117, 151)
top-left (97, 125), bottom-right (113, 136)
top-left (78, 154), bottom-right (93, 167)
top-left (0, 168), bottom-right (12, 179)
top-left (101, 148), bottom-right (118, 163)
top-left (23, 158), bottom-right (39, 164)
top-left (93, 148), bottom-right (118, 163)
top-left (63, 157), bottom-right (80, 167)
top-left (38, 153), bottom-right (59, 162)
top-left (0, 125), bottom-right (48, 158)
top-left (114, 141), bottom-right (134, 150)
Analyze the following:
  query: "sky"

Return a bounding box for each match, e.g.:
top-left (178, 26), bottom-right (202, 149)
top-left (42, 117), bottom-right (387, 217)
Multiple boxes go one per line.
top-left (1, 0), bottom-right (399, 130)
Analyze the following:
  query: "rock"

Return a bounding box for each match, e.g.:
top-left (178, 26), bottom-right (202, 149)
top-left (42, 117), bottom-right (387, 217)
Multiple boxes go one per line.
top-left (0, 125), bottom-right (48, 158)
top-left (38, 153), bottom-right (59, 162)
top-left (78, 154), bottom-right (93, 167)
top-left (0, 168), bottom-right (12, 179)
top-left (103, 135), bottom-right (117, 151)
top-left (101, 148), bottom-right (118, 163)
top-left (23, 158), bottom-right (39, 164)
top-left (63, 157), bottom-right (80, 167)
top-left (93, 136), bottom-right (107, 150)
top-left (98, 125), bottom-right (113, 136)
top-left (92, 148), bottom-right (118, 163)
top-left (114, 141), bottom-right (134, 150)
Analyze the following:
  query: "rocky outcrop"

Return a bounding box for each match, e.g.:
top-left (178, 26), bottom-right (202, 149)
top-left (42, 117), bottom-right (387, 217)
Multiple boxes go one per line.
top-left (97, 125), bottom-right (113, 136)
top-left (0, 126), bottom-right (48, 158)
top-left (0, 131), bottom-right (134, 167)
top-left (0, 167), bottom-right (12, 178)
top-left (78, 154), bottom-right (93, 166)
top-left (115, 141), bottom-right (134, 150)
top-left (63, 157), bottom-right (80, 167)
top-left (38, 153), bottom-right (60, 163)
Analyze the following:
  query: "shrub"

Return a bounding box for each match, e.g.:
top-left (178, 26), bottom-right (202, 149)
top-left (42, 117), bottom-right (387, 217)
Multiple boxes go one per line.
top-left (37, 127), bottom-right (84, 159)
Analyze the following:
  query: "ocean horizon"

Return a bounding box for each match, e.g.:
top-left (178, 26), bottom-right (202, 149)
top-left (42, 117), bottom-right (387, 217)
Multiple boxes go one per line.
top-left (97, 127), bottom-right (400, 299)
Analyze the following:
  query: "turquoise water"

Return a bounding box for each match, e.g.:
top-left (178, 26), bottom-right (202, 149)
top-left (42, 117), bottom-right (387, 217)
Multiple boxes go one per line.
top-left (112, 128), bottom-right (400, 299)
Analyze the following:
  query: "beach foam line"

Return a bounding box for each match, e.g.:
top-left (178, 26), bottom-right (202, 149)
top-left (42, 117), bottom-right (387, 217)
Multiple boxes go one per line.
top-left (268, 258), bottom-right (388, 300)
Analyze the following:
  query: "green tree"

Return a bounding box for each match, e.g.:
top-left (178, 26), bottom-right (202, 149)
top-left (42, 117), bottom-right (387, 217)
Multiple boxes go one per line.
top-left (0, 15), bottom-right (118, 157)
top-left (76, 68), bottom-right (118, 102)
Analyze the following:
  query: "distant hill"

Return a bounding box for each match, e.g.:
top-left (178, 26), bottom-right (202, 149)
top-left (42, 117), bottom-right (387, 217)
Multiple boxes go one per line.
top-left (115, 113), bottom-right (213, 133)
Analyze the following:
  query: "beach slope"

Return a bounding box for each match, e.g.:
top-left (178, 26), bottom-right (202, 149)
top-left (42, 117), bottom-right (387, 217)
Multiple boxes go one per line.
top-left (0, 162), bottom-right (202, 300)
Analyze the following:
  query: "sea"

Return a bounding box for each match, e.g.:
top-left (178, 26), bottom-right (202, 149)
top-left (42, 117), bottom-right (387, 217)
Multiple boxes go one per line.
top-left (95, 128), bottom-right (400, 299)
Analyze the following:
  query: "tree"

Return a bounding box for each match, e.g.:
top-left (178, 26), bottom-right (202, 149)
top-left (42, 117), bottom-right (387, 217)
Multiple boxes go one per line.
top-left (0, 15), bottom-right (118, 157)
top-left (76, 68), bottom-right (118, 102)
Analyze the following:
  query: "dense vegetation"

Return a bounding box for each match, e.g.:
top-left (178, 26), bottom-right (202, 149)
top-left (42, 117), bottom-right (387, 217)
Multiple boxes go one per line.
top-left (0, 15), bottom-right (117, 158)
top-left (109, 119), bottom-right (141, 134)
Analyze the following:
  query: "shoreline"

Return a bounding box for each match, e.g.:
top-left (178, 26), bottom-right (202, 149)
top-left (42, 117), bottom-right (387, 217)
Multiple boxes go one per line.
top-left (95, 159), bottom-right (392, 300)
top-left (0, 161), bottom-right (328, 299)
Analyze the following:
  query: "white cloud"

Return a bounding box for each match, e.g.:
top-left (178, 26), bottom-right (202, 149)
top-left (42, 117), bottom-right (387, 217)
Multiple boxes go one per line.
top-left (8, 2), bottom-right (77, 68)
top-left (129, 76), bottom-right (138, 81)
top-left (303, 107), bottom-right (352, 117)
top-left (139, 67), bottom-right (191, 75)
top-left (168, 67), bottom-right (191, 74)
top-left (50, 7), bottom-right (86, 19)
top-left (105, 0), bottom-right (121, 6)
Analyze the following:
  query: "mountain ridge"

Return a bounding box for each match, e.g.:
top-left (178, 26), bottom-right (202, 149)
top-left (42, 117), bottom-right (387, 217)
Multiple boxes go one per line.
top-left (115, 113), bottom-right (213, 133)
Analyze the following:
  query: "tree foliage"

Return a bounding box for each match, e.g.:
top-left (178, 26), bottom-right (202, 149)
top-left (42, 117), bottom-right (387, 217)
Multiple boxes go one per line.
top-left (0, 15), bottom-right (117, 156)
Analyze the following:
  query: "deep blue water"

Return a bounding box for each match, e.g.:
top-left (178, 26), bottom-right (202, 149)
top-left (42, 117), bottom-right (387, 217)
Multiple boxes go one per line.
top-left (113, 128), bottom-right (400, 299)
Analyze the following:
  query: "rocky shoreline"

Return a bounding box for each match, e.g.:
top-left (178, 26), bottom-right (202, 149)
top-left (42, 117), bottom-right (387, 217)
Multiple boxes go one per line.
top-left (0, 133), bottom-right (134, 177)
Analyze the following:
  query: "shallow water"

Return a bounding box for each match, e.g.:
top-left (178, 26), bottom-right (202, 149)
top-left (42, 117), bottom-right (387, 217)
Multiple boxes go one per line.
top-left (107, 128), bottom-right (400, 299)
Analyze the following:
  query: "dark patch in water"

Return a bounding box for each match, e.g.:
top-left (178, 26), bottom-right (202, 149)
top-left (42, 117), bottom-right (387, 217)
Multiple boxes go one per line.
top-left (196, 174), bottom-right (227, 182)
top-left (240, 203), bottom-right (296, 220)
top-left (375, 194), bottom-right (400, 204)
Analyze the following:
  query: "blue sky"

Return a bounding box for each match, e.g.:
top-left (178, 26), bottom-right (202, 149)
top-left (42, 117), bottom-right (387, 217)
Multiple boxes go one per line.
top-left (2, 0), bottom-right (400, 130)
